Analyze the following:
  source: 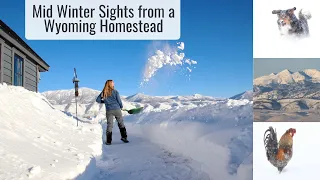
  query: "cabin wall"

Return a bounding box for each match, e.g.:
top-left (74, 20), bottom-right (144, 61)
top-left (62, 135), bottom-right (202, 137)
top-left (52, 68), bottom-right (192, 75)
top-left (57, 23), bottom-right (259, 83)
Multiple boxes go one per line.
top-left (0, 40), bottom-right (38, 92)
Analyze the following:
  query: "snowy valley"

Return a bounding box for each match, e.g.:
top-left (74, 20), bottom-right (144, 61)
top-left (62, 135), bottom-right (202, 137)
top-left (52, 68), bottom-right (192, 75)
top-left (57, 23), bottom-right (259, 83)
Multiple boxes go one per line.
top-left (253, 69), bottom-right (320, 121)
top-left (0, 84), bottom-right (253, 180)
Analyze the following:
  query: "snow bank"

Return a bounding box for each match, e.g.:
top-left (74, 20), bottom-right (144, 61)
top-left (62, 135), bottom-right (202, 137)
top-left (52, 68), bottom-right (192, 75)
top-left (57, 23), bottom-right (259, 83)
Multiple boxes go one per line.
top-left (0, 84), bottom-right (102, 180)
top-left (43, 87), bottom-right (253, 180)
top-left (124, 99), bottom-right (253, 180)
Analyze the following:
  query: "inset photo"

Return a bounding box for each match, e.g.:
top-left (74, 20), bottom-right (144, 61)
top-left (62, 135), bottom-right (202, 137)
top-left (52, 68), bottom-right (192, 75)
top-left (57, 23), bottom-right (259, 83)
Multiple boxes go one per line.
top-left (253, 0), bottom-right (320, 58)
top-left (254, 58), bottom-right (320, 122)
top-left (253, 122), bottom-right (320, 178)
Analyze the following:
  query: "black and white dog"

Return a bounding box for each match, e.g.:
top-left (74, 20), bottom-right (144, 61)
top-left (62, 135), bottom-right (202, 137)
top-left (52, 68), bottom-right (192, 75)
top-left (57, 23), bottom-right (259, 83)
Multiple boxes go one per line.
top-left (272, 7), bottom-right (311, 37)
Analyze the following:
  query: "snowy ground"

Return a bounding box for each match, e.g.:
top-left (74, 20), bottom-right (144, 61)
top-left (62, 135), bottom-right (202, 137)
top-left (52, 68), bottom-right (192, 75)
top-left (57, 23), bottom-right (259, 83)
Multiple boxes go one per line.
top-left (44, 88), bottom-right (253, 180)
top-left (253, 0), bottom-right (320, 58)
top-left (253, 122), bottom-right (320, 179)
top-left (0, 84), bottom-right (101, 180)
top-left (75, 122), bottom-right (211, 180)
top-left (0, 85), bottom-right (253, 180)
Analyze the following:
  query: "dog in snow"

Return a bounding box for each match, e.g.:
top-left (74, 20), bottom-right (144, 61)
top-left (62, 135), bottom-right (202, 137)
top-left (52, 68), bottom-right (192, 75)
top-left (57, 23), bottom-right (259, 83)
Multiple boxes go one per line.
top-left (272, 7), bottom-right (311, 37)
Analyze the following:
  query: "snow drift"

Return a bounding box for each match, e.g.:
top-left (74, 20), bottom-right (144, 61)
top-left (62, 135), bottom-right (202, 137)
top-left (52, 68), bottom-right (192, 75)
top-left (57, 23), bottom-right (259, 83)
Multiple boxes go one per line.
top-left (43, 87), bottom-right (253, 180)
top-left (0, 84), bottom-right (102, 180)
top-left (0, 83), bottom-right (253, 180)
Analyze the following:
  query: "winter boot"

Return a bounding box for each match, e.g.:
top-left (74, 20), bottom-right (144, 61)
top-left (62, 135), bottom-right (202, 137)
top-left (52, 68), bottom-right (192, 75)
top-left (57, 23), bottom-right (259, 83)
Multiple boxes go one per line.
top-left (105, 132), bottom-right (112, 145)
top-left (119, 127), bottom-right (129, 143)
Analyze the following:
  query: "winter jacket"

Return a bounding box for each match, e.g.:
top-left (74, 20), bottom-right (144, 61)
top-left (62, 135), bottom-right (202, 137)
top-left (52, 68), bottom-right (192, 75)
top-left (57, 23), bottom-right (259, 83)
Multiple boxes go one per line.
top-left (96, 90), bottom-right (123, 111)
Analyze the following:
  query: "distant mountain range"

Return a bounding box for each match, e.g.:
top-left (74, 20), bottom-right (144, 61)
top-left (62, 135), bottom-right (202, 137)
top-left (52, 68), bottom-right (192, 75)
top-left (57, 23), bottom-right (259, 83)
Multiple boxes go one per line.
top-left (230, 91), bottom-right (253, 101)
top-left (42, 88), bottom-right (252, 119)
top-left (253, 69), bottom-right (320, 111)
top-left (254, 69), bottom-right (320, 86)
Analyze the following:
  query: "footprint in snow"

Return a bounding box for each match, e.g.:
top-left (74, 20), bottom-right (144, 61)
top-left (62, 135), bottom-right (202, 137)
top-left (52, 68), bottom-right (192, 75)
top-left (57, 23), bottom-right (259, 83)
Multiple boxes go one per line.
top-left (76, 153), bottom-right (85, 160)
top-left (28, 166), bottom-right (41, 178)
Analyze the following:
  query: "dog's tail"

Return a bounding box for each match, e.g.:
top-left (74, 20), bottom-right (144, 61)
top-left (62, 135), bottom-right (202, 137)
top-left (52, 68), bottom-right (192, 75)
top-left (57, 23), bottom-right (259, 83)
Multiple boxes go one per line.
top-left (299, 9), bottom-right (312, 20)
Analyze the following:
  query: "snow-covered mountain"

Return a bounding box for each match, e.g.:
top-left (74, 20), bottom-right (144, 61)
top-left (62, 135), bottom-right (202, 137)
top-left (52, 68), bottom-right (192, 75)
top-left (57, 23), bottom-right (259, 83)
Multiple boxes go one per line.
top-left (230, 91), bottom-right (253, 101)
top-left (254, 69), bottom-right (320, 86)
top-left (253, 69), bottom-right (320, 112)
top-left (43, 87), bottom-right (101, 105)
top-left (42, 88), bottom-right (244, 119)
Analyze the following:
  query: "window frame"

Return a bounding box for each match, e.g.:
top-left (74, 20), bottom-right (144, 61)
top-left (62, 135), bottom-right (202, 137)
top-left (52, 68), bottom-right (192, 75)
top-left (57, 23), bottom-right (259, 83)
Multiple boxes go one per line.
top-left (12, 48), bottom-right (26, 87)
top-left (13, 53), bottom-right (24, 86)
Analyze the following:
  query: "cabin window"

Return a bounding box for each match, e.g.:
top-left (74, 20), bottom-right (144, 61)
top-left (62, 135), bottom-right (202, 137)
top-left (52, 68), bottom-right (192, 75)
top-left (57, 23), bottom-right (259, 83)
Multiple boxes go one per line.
top-left (14, 54), bottom-right (23, 86)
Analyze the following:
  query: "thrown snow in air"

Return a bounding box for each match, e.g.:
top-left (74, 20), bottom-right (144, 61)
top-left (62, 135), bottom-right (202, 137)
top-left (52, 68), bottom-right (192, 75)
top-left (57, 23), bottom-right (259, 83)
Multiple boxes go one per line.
top-left (177, 42), bottom-right (185, 50)
top-left (141, 42), bottom-right (197, 86)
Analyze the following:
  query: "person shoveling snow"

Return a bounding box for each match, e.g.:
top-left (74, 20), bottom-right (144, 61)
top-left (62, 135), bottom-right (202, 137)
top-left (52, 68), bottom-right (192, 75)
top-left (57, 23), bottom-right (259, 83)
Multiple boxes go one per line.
top-left (96, 80), bottom-right (130, 145)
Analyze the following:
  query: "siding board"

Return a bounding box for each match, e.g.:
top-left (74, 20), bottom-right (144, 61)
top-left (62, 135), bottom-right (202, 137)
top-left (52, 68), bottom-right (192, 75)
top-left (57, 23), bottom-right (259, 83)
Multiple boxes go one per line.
top-left (3, 61), bottom-right (12, 71)
top-left (25, 78), bottom-right (37, 88)
top-left (25, 71), bottom-right (37, 81)
top-left (25, 66), bottom-right (36, 75)
top-left (3, 67), bottom-right (11, 77)
top-left (25, 82), bottom-right (36, 91)
top-left (25, 58), bottom-right (37, 91)
top-left (3, 53), bottom-right (11, 65)
top-left (2, 43), bottom-right (12, 84)
top-left (3, 74), bottom-right (11, 84)
top-left (25, 76), bottom-right (37, 84)
top-left (3, 45), bottom-right (12, 57)
top-left (25, 61), bottom-right (36, 72)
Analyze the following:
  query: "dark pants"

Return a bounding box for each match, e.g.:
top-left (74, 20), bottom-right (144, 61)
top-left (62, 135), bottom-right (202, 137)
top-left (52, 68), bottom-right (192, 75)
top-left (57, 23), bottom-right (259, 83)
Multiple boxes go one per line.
top-left (106, 109), bottom-right (125, 133)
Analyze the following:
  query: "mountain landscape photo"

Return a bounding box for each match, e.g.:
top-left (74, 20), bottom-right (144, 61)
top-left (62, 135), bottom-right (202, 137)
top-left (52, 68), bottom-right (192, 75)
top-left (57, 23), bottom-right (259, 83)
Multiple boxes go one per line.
top-left (253, 68), bottom-right (320, 121)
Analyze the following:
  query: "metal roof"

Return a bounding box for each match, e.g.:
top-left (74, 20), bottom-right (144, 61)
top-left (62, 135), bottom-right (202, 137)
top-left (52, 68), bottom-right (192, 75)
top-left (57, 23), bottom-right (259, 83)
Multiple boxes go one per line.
top-left (0, 20), bottom-right (50, 70)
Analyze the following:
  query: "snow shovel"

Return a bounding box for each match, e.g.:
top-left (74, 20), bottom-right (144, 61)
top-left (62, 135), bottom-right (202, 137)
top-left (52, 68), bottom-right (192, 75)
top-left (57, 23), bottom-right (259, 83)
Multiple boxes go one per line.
top-left (122, 107), bottom-right (144, 114)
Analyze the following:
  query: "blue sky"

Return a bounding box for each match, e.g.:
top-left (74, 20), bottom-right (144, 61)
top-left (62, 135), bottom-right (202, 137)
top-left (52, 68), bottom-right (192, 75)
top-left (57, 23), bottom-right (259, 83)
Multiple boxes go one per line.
top-left (0, 0), bottom-right (252, 97)
top-left (254, 58), bottom-right (320, 78)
